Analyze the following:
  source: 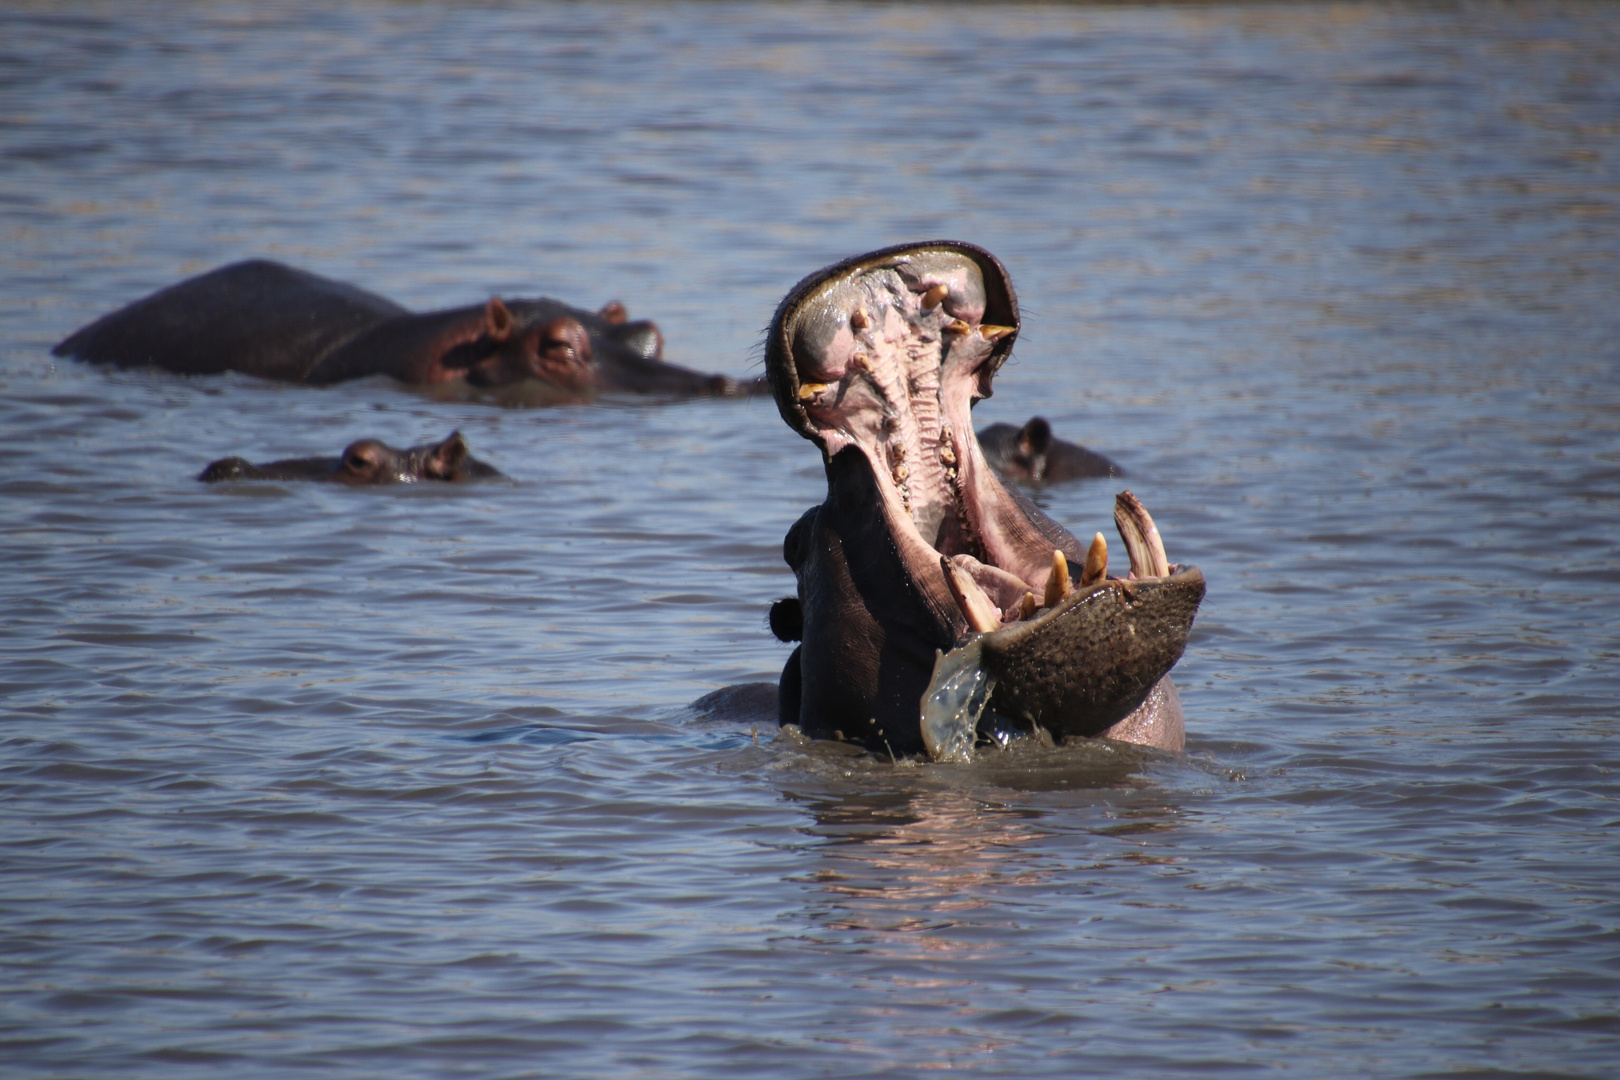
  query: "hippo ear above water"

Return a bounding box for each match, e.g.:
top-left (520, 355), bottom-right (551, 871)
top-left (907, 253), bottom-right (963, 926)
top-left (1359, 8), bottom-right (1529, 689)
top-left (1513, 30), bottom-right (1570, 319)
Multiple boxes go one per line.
top-left (426, 431), bottom-right (470, 479)
top-left (484, 297), bottom-right (513, 342)
top-left (1018, 417), bottom-right (1052, 457)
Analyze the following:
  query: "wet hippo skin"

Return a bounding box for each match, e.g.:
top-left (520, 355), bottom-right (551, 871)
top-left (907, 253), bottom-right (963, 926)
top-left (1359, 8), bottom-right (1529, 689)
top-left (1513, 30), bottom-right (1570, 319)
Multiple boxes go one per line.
top-left (199, 430), bottom-right (501, 485)
top-left (764, 242), bottom-right (1203, 756)
top-left (977, 417), bottom-right (1121, 481)
top-left (56, 260), bottom-right (752, 397)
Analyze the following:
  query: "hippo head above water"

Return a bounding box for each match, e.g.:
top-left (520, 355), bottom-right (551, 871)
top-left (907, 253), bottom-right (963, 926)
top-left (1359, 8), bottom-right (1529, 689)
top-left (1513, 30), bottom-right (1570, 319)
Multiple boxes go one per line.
top-left (199, 430), bottom-right (501, 485)
top-left (52, 260), bottom-right (749, 399)
top-left (765, 242), bottom-right (1205, 759)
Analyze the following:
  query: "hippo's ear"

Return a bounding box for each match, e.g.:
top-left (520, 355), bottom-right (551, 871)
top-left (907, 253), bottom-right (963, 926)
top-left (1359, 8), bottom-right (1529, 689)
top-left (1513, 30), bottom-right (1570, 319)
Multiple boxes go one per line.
top-left (769, 597), bottom-right (803, 643)
top-left (597, 300), bottom-right (628, 326)
top-left (1018, 417), bottom-right (1053, 457)
top-left (485, 298), bottom-right (513, 342)
top-left (427, 431), bottom-right (470, 479)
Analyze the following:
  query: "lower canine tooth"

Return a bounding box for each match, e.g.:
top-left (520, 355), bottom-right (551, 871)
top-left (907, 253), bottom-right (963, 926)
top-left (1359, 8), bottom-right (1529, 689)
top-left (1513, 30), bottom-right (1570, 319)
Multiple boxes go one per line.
top-left (1043, 549), bottom-right (1072, 608)
top-left (1146, 524), bottom-right (1169, 578)
top-left (942, 556), bottom-right (1001, 634)
top-left (1114, 491), bottom-right (1170, 578)
top-left (921, 284), bottom-right (949, 310)
top-left (1081, 532), bottom-right (1107, 586)
top-left (978, 324), bottom-right (1016, 342)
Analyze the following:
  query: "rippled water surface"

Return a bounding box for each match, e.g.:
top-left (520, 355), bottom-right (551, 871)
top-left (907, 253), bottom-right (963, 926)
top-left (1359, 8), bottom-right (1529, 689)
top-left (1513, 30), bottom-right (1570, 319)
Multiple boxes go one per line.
top-left (3, 2), bottom-right (1618, 1077)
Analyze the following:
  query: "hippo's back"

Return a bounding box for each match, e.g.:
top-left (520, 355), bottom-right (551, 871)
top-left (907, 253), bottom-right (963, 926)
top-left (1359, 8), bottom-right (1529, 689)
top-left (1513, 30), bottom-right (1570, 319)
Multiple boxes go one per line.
top-left (54, 260), bottom-right (408, 382)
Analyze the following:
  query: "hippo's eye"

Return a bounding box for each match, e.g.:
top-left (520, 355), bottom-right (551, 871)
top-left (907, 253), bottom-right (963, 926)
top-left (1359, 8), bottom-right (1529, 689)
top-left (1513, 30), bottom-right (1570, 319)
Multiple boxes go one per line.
top-left (341, 443), bottom-right (383, 475)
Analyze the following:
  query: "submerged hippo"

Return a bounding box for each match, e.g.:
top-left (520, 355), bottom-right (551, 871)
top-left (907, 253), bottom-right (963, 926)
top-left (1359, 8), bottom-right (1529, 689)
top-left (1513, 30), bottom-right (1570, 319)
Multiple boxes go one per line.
top-left (200, 430), bottom-right (500, 484)
top-left (765, 242), bottom-right (1204, 758)
top-left (54, 260), bottom-right (751, 397)
top-left (977, 417), bottom-right (1120, 481)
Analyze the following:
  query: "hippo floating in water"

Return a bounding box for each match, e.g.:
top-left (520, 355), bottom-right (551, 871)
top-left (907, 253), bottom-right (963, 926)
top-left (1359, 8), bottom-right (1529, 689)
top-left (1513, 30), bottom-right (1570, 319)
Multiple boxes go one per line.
top-left (54, 260), bottom-right (752, 397)
top-left (200, 430), bottom-right (500, 485)
top-left (765, 242), bottom-right (1204, 758)
top-left (977, 417), bottom-right (1120, 481)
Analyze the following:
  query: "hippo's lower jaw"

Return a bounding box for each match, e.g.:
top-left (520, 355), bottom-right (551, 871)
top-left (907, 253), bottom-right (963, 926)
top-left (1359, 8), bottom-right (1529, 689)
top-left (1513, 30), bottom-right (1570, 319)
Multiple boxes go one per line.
top-left (921, 561), bottom-right (1206, 760)
top-left (767, 241), bottom-right (1204, 759)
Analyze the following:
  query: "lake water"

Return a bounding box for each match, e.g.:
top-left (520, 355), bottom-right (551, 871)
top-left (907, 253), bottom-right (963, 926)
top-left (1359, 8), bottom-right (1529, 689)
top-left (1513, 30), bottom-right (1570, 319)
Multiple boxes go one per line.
top-left (2, 2), bottom-right (1618, 1077)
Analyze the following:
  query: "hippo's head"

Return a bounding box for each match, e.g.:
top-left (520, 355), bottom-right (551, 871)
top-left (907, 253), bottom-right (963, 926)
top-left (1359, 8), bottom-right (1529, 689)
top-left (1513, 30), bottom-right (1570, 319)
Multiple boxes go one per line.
top-left (199, 430), bottom-right (499, 485)
top-left (465, 298), bottom-right (721, 398)
top-left (767, 242), bottom-right (1204, 760)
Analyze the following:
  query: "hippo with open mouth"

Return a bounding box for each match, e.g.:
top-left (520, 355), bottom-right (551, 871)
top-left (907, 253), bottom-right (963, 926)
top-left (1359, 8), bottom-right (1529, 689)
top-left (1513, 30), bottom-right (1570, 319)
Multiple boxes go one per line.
top-left (53, 260), bottom-right (750, 397)
top-left (765, 242), bottom-right (1205, 759)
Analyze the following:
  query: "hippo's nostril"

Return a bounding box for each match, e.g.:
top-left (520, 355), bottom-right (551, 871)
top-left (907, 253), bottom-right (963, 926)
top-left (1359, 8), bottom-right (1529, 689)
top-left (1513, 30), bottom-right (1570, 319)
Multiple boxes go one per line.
top-left (199, 457), bottom-right (251, 482)
top-left (616, 322), bottom-right (663, 361)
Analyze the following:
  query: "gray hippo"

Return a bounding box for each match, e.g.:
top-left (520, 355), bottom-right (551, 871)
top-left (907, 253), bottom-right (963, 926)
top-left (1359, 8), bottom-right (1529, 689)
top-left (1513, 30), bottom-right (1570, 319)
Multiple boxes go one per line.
top-left (200, 430), bottom-right (500, 485)
top-left (765, 242), bottom-right (1204, 758)
top-left (54, 260), bottom-right (752, 397)
top-left (976, 417), bottom-right (1120, 481)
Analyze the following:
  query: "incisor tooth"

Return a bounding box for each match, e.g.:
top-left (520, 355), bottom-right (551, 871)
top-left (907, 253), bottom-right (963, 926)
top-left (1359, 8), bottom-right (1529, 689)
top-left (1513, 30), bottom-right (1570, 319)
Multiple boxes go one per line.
top-left (944, 318), bottom-right (972, 336)
top-left (797, 381), bottom-right (830, 401)
top-left (1081, 532), bottom-right (1107, 586)
top-left (978, 324), bottom-right (1016, 342)
top-left (850, 308), bottom-right (870, 331)
top-left (942, 556), bottom-right (1001, 634)
top-left (1019, 592), bottom-right (1038, 620)
top-left (1043, 550), bottom-right (1071, 609)
top-left (921, 284), bottom-right (948, 310)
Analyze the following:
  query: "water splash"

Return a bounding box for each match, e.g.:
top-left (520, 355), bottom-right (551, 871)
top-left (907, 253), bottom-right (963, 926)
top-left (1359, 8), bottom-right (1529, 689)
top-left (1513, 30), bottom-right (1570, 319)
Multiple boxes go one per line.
top-left (919, 639), bottom-right (997, 763)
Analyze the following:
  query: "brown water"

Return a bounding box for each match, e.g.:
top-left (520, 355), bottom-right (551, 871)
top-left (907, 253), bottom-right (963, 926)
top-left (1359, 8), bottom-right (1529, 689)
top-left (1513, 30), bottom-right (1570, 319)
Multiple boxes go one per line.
top-left (3, 2), bottom-right (1618, 1077)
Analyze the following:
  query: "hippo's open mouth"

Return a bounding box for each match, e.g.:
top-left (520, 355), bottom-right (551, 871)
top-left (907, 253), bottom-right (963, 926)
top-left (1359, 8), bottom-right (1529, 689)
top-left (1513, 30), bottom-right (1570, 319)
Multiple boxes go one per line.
top-left (767, 242), bottom-right (1204, 759)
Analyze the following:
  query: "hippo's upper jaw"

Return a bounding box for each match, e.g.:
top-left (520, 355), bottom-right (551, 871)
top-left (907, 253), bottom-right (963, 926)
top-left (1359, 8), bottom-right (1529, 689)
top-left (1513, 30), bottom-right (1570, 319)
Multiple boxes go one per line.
top-left (767, 242), bottom-right (1204, 759)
